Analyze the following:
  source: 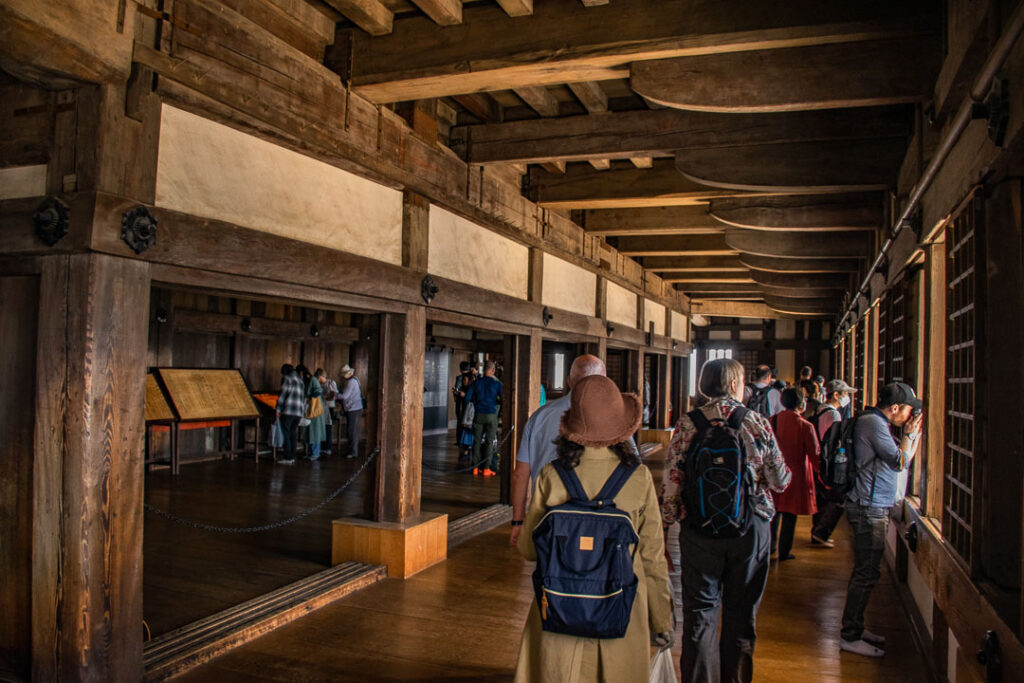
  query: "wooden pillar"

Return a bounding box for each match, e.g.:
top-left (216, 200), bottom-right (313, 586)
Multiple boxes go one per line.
top-left (376, 306), bottom-right (426, 523)
top-left (658, 354), bottom-right (671, 428)
top-left (402, 191), bottom-right (429, 272)
top-left (527, 247), bottom-right (543, 303)
top-left (33, 254), bottom-right (150, 681)
top-left (515, 330), bottom-right (542, 454)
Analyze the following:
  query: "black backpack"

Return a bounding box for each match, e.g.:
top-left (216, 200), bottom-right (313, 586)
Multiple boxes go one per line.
top-left (819, 416), bottom-right (860, 497)
top-left (531, 461), bottom-right (639, 639)
top-left (684, 407), bottom-right (753, 538)
top-left (745, 384), bottom-right (772, 419)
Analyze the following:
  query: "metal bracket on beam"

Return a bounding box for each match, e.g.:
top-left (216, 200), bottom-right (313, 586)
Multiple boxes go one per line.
top-left (421, 275), bottom-right (439, 304)
top-left (542, 306), bottom-right (554, 327)
top-left (972, 78), bottom-right (1010, 147)
top-left (33, 196), bottom-right (69, 246)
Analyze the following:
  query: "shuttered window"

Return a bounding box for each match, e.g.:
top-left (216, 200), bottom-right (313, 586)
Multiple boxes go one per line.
top-left (943, 199), bottom-right (984, 568)
top-left (877, 291), bottom-right (889, 398)
top-left (854, 317), bottom-right (866, 412)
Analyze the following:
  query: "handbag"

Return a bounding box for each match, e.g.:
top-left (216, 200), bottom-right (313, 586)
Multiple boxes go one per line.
top-left (270, 420), bottom-right (284, 448)
top-left (306, 396), bottom-right (324, 419)
top-left (461, 401), bottom-right (475, 429)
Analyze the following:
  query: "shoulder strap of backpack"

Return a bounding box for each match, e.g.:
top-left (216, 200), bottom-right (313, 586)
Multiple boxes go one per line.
top-left (727, 406), bottom-right (749, 431)
top-left (552, 460), bottom-right (589, 503)
top-left (593, 462), bottom-right (639, 504)
top-left (688, 409), bottom-right (710, 433)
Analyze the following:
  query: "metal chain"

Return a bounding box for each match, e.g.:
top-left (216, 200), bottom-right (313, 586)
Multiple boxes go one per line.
top-left (143, 447), bottom-right (380, 534)
top-left (422, 424), bottom-right (516, 474)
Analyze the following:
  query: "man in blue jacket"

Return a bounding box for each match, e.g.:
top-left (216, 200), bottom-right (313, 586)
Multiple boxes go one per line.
top-left (840, 382), bottom-right (923, 657)
top-left (465, 360), bottom-right (502, 476)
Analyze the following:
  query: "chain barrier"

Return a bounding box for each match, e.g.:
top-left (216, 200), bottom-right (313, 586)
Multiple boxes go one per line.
top-left (422, 424), bottom-right (516, 474)
top-left (143, 447), bottom-right (380, 534)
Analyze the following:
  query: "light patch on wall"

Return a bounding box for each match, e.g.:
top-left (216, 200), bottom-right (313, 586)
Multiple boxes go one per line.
top-left (775, 349), bottom-right (795, 383)
top-left (606, 281), bottom-right (637, 328)
top-left (907, 553), bottom-right (934, 636)
top-left (775, 318), bottom-right (796, 340)
top-left (542, 253), bottom-right (596, 316)
top-left (708, 330), bottom-right (731, 340)
top-left (739, 330), bottom-right (761, 340)
top-left (428, 205), bottom-right (528, 299)
top-left (671, 311), bottom-right (688, 342)
top-left (155, 105), bottom-right (403, 264)
top-left (644, 299), bottom-right (665, 335)
top-left (0, 164), bottom-right (46, 200)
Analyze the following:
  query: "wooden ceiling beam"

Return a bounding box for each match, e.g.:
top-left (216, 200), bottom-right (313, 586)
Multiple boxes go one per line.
top-left (763, 294), bottom-right (841, 315)
top-left (583, 206), bottom-right (719, 235)
top-left (689, 300), bottom-right (780, 319)
top-left (580, 0), bottom-right (610, 6)
top-left (630, 157), bottom-right (653, 168)
top-left (514, 85), bottom-right (560, 117)
top-left (750, 271), bottom-right (851, 290)
top-left (348, 0), bottom-right (935, 102)
top-left (322, 0), bottom-right (394, 36)
top-left (631, 34), bottom-right (939, 112)
top-left (663, 274), bottom-right (758, 284)
top-left (495, 0), bottom-right (534, 17)
top-left (409, 0), bottom-right (462, 26)
top-left (674, 283), bottom-right (763, 293)
top-left (641, 255), bottom-right (747, 272)
top-left (539, 160), bottom-right (567, 174)
top-left (451, 93), bottom-right (502, 123)
top-left (450, 106), bottom-right (911, 164)
top-left (725, 228), bottom-right (871, 259)
top-left (616, 234), bottom-right (735, 257)
top-left (588, 159), bottom-right (611, 170)
top-left (739, 253), bottom-right (862, 272)
top-left (567, 81), bottom-right (608, 113)
top-left (675, 138), bottom-right (907, 193)
top-left (531, 160), bottom-right (764, 209)
top-left (709, 193), bottom-right (884, 231)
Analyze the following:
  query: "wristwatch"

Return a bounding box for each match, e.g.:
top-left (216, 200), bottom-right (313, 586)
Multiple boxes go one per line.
top-left (510, 520), bottom-right (524, 527)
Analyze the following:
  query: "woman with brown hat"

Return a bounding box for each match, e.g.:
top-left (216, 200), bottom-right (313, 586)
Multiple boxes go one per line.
top-left (513, 375), bottom-right (673, 683)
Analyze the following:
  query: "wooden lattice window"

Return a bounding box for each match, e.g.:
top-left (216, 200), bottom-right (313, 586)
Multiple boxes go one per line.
top-left (943, 199), bottom-right (985, 568)
top-left (854, 317), bottom-right (866, 412)
top-left (890, 278), bottom-right (908, 385)
top-left (737, 349), bottom-right (760, 382)
top-left (877, 292), bottom-right (889, 397)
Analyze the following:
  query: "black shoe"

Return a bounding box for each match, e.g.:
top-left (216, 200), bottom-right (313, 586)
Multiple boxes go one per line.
top-left (780, 553), bottom-right (796, 561)
top-left (345, 452), bottom-right (358, 459)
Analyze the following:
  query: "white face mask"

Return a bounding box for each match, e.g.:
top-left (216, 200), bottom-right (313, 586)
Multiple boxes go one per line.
top-left (840, 395), bottom-right (851, 408)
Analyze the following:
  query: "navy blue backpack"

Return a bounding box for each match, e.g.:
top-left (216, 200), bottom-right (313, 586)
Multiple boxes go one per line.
top-left (684, 407), bottom-right (753, 538)
top-left (531, 461), bottom-right (640, 639)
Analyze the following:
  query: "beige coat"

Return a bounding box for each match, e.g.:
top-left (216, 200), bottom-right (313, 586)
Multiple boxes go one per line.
top-left (514, 447), bottom-right (673, 683)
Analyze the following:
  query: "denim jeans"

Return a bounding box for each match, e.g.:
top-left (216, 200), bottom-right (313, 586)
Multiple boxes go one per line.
top-left (278, 414), bottom-right (300, 461)
top-left (679, 516), bottom-right (771, 683)
top-left (472, 412), bottom-right (499, 470)
top-left (841, 502), bottom-right (890, 641)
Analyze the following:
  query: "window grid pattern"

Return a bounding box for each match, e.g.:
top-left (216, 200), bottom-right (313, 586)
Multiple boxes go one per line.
top-left (737, 349), bottom-right (760, 382)
top-left (890, 279), bottom-right (907, 385)
top-left (943, 200), bottom-right (984, 568)
top-left (877, 292), bottom-right (889, 398)
top-left (854, 317), bottom-right (866, 412)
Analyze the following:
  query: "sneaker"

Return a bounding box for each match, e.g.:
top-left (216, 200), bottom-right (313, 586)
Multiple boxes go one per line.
top-left (483, 468), bottom-right (497, 477)
top-left (840, 639), bottom-right (885, 657)
top-left (472, 468), bottom-right (481, 476)
top-left (278, 459), bottom-right (296, 465)
top-left (345, 452), bottom-right (358, 459)
top-left (811, 533), bottom-right (836, 548)
top-left (861, 629), bottom-right (886, 645)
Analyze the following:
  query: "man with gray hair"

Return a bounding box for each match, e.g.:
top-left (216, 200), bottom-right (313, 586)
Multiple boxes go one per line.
top-left (510, 354), bottom-right (608, 545)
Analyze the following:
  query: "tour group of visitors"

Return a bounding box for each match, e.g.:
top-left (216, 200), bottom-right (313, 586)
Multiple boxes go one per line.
top-left (510, 356), bottom-right (923, 682)
top-left (452, 359), bottom-right (505, 476)
top-left (274, 363), bottom-right (364, 464)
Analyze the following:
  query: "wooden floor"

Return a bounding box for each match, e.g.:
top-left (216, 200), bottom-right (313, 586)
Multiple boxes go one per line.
top-left (175, 450), bottom-right (929, 682)
top-left (144, 431), bottom-right (499, 637)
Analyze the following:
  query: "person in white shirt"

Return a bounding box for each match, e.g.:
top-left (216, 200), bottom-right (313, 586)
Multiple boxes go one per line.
top-left (743, 364), bottom-right (783, 418)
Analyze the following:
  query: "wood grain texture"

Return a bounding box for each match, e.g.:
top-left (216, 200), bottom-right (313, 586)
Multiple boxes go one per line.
top-left (409, 0), bottom-right (461, 26)
top-left (452, 106), bottom-right (911, 164)
top-left (676, 138), bottom-right (908, 193)
top-left (495, 0), bottom-right (533, 17)
top-left (724, 229), bottom-right (870, 259)
top-left (322, 0), bottom-right (394, 35)
top-left (710, 193), bottom-right (884, 231)
top-left (739, 253), bottom-right (863, 273)
top-left (349, 0), bottom-right (934, 102)
top-left (631, 35), bottom-right (939, 112)
top-left (583, 205), bottom-right (720, 235)
top-left (33, 254), bottom-right (150, 680)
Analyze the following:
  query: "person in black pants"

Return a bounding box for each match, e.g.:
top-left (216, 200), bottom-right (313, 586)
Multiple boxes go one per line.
top-left (661, 358), bottom-right (792, 683)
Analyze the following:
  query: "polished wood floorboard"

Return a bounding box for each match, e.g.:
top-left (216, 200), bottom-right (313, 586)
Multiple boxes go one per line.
top-left (176, 449), bottom-right (928, 682)
top-left (145, 432), bottom-right (498, 637)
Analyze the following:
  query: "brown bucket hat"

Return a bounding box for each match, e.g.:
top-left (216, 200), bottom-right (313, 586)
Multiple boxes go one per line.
top-left (559, 375), bottom-right (642, 448)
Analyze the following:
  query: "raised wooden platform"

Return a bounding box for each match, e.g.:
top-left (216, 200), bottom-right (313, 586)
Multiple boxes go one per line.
top-left (142, 561), bottom-right (385, 681)
top-left (332, 512), bottom-right (448, 579)
top-left (448, 503), bottom-right (513, 548)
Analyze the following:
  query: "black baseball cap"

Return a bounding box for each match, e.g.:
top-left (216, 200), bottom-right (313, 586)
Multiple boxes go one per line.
top-left (879, 382), bottom-right (923, 410)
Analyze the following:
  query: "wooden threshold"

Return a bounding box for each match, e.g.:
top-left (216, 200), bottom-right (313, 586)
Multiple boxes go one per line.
top-left (447, 503), bottom-right (513, 548)
top-left (142, 561), bottom-right (386, 681)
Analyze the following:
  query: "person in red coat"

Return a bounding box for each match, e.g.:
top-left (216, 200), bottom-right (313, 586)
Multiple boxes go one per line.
top-left (769, 388), bottom-right (821, 560)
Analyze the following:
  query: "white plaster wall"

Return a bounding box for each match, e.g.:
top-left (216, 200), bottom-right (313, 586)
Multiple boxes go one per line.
top-left (775, 349), bottom-right (796, 384)
top-left (709, 330), bottom-right (731, 341)
top-left (0, 164), bottom-right (46, 199)
top-left (606, 281), bottom-right (638, 328)
top-left (739, 330), bottom-right (761, 340)
top-left (671, 311), bottom-right (688, 342)
top-left (428, 205), bottom-right (529, 299)
top-left (542, 253), bottom-right (596, 316)
top-left (644, 299), bottom-right (666, 335)
top-left (775, 318), bottom-right (796, 340)
top-left (155, 105), bottom-right (403, 264)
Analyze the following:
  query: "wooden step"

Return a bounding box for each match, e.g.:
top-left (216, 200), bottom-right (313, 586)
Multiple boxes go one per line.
top-left (447, 503), bottom-right (513, 548)
top-left (143, 561), bottom-right (386, 681)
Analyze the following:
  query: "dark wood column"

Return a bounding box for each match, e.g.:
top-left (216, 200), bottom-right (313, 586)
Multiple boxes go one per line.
top-left (32, 254), bottom-right (150, 681)
top-left (376, 306), bottom-right (426, 523)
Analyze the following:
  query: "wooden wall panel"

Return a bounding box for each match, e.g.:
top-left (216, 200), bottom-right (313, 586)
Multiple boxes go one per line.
top-left (0, 275), bottom-right (39, 678)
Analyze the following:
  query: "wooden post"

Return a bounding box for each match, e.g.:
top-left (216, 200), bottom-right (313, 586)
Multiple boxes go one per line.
top-left (32, 254), bottom-right (150, 681)
top-left (527, 247), bottom-right (544, 303)
top-left (923, 241), bottom-right (945, 520)
top-left (376, 306), bottom-right (426, 523)
top-left (402, 191), bottom-right (429, 272)
top-left (658, 353), bottom-right (671, 428)
top-left (515, 330), bottom-right (542, 456)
